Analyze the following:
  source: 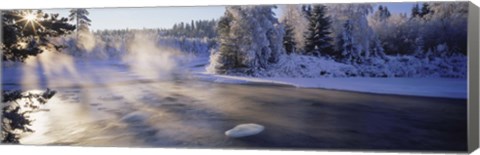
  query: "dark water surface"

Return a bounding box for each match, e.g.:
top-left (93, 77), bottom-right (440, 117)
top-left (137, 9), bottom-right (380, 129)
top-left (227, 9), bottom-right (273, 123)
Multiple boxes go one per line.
top-left (7, 79), bottom-right (467, 152)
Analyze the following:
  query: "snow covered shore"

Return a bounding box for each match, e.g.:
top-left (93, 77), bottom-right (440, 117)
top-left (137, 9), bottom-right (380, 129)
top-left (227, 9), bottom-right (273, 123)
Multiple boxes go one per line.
top-left (194, 72), bottom-right (467, 99)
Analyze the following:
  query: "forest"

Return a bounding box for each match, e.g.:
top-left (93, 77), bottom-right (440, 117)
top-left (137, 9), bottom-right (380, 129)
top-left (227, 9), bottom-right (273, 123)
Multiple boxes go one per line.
top-left (208, 3), bottom-right (467, 78)
top-left (2, 3), bottom-right (468, 79)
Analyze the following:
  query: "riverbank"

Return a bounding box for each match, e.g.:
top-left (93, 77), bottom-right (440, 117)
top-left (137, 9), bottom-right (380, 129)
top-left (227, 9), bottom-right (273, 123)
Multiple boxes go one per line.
top-left (192, 70), bottom-right (467, 99)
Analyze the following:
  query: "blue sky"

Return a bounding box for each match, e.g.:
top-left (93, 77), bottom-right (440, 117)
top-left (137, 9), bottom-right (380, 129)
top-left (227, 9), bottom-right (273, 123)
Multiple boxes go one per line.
top-left (44, 3), bottom-right (417, 30)
top-left (375, 2), bottom-right (418, 14)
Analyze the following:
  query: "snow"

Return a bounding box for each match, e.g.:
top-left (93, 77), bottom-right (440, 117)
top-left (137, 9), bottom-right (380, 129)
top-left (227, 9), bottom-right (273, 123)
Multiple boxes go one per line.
top-left (266, 77), bottom-right (466, 99)
top-left (194, 71), bottom-right (467, 99)
top-left (188, 53), bottom-right (468, 99)
top-left (225, 123), bottom-right (265, 138)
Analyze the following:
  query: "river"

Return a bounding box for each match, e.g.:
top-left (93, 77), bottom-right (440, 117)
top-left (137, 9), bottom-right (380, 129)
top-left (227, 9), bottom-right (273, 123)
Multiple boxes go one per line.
top-left (12, 77), bottom-right (467, 152)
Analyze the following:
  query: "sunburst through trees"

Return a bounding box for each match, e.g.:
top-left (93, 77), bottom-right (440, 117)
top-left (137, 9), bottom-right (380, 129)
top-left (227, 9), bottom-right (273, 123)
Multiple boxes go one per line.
top-left (17, 10), bottom-right (46, 35)
top-left (1, 10), bottom-right (75, 61)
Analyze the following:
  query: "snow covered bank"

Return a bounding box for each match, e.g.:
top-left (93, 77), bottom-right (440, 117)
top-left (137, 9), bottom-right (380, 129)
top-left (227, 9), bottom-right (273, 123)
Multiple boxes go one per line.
top-left (187, 53), bottom-right (467, 99)
top-left (194, 72), bottom-right (467, 99)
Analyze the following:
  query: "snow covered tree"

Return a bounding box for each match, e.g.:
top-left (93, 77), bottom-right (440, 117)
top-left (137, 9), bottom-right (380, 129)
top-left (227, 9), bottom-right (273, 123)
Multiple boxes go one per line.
top-left (336, 20), bottom-right (359, 63)
top-left (283, 22), bottom-right (296, 54)
top-left (280, 5), bottom-right (309, 53)
top-left (208, 6), bottom-right (285, 75)
top-left (370, 5), bottom-right (388, 53)
top-left (378, 13), bottom-right (419, 55)
top-left (370, 35), bottom-right (386, 59)
top-left (369, 5), bottom-right (415, 55)
top-left (208, 11), bottom-right (238, 74)
top-left (280, 5), bottom-right (309, 52)
top-left (413, 34), bottom-right (426, 58)
top-left (304, 4), bottom-right (334, 57)
top-left (411, 3), bottom-right (431, 19)
top-left (421, 2), bottom-right (468, 54)
top-left (2, 10), bottom-right (76, 62)
top-left (163, 19), bottom-right (217, 38)
top-left (372, 2), bottom-right (465, 56)
top-left (372, 5), bottom-right (391, 21)
top-left (328, 4), bottom-right (384, 62)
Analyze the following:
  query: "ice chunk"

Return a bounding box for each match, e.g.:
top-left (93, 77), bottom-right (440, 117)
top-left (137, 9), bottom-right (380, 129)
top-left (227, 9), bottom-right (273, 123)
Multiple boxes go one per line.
top-left (121, 111), bottom-right (148, 123)
top-left (225, 123), bottom-right (265, 138)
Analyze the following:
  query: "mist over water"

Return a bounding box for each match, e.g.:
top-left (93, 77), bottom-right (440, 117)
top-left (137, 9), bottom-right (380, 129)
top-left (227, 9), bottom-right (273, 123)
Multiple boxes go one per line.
top-left (122, 33), bottom-right (180, 80)
top-left (77, 30), bottom-right (97, 52)
top-left (14, 31), bottom-right (186, 90)
top-left (22, 46), bottom-right (79, 89)
top-left (12, 32), bottom-right (191, 145)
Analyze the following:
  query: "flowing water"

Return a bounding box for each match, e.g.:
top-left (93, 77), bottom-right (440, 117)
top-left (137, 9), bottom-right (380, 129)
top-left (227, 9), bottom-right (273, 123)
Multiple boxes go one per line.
top-left (2, 60), bottom-right (467, 152)
top-left (8, 78), bottom-right (466, 152)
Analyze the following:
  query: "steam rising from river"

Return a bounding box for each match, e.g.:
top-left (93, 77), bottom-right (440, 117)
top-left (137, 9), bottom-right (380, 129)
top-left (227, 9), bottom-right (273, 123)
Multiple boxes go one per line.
top-left (77, 30), bottom-right (97, 52)
top-left (14, 32), bottom-right (187, 145)
top-left (20, 32), bottom-right (182, 89)
top-left (22, 46), bottom-right (79, 89)
top-left (122, 33), bottom-right (180, 80)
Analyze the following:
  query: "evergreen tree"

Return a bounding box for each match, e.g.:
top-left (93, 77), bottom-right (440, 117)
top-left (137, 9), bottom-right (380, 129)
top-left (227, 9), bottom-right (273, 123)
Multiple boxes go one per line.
top-left (373, 5), bottom-right (391, 21)
top-left (304, 5), bottom-right (334, 57)
top-left (302, 5), bottom-right (312, 18)
top-left (69, 9), bottom-right (94, 54)
top-left (419, 3), bottom-right (431, 18)
top-left (411, 3), bottom-right (420, 18)
top-left (2, 10), bottom-right (76, 62)
top-left (209, 11), bottom-right (238, 73)
top-left (191, 20), bottom-right (195, 31)
top-left (185, 23), bottom-right (191, 32)
top-left (69, 9), bottom-right (91, 33)
top-left (164, 19), bottom-right (217, 38)
top-left (281, 5), bottom-right (310, 53)
top-left (283, 22), bottom-right (296, 54)
top-left (370, 5), bottom-right (392, 55)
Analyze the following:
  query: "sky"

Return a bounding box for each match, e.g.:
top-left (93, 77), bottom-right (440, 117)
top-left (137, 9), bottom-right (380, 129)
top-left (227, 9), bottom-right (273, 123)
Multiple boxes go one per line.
top-left (375, 2), bottom-right (418, 14)
top-left (44, 3), bottom-right (417, 31)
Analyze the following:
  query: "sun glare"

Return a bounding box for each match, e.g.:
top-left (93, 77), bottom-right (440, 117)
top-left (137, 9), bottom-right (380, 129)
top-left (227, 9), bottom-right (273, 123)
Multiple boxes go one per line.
top-left (18, 11), bottom-right (45, 34)
top-left (24, 13), bottom-right (37, 22)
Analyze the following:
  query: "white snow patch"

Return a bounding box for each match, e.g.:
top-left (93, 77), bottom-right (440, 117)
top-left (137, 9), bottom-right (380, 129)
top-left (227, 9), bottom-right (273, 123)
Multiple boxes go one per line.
top-left (225, 123), bottom-right (265, 138)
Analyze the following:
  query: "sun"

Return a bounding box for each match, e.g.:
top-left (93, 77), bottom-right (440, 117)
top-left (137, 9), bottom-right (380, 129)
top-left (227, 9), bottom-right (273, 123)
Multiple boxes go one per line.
top-left (24, 13), bottom-right (37, 22)
top-left (17, 11), bottom-right (45, 34)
